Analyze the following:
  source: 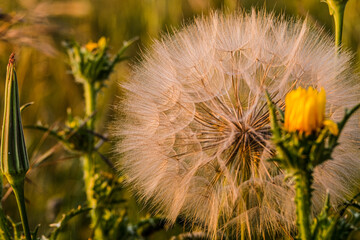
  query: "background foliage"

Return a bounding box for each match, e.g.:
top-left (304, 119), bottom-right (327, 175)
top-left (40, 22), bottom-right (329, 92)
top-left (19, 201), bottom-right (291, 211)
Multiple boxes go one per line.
top-left (0, 0), bottom-right (359, 239)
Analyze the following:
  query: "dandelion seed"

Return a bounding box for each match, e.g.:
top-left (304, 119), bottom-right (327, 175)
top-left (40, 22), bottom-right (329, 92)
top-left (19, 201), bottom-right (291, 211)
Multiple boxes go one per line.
top-left (113, 10), bottom-right (360, 239)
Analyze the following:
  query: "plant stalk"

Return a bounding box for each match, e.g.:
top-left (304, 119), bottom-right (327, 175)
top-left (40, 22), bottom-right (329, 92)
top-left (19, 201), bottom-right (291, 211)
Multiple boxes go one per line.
top-left (333, 3), bottom-right (345, 48)
top-left (82, 81), bottom-right (103, 239)
top-left (324, 0), bottom-right (348, 49)
top-left (0, 173), bottom-right (6, 240)
top-left (10, 178), bottom-right (31, 240)
top-left (294, 170), bottom-right (312, 240)
top-left (0, 173), bottom-right (2, 197)
top-left (84, 82), bottom-right (96, 134)
top-left (0, 206), bottom-right (12, 240)
top-left (240, 223), bottom-right (245, 240)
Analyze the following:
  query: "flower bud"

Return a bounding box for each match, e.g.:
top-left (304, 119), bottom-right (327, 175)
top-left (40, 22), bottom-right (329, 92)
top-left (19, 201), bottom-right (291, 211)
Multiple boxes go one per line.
top-left (0, 53), bottom-right (29, 182)
top-left (284, 87), bottom-right (326, 135)
top-left (65, 36), bottom-right (136, 86)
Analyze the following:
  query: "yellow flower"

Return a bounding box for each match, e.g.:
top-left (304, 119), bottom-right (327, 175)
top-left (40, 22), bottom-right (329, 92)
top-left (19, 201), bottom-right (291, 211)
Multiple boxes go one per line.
top-left (97, 37), bottom-right (106, 49)
top-left (284, 87), bottom-right (328, 135)
top-left (85, 37), bottom-right (106, 52)
top-left (85, 41), bottom-right (98, 52)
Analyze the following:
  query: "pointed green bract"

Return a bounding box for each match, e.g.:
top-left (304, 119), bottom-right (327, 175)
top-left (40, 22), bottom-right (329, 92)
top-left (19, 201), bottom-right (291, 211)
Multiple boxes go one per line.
top-left (1, 53), bottom-right (29, 182)
top-left (1, 54), bottom-right (32, 240)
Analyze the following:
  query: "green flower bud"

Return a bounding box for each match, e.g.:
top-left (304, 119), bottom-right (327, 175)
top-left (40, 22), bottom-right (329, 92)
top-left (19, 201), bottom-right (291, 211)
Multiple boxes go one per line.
top-left (1, 53), bottom-right (29, 183)
top-left (64, 36), bottom-right (137, 86)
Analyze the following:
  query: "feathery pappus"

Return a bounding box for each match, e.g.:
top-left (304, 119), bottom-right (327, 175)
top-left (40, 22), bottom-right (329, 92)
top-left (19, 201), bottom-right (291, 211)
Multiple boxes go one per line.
top-left (113, 10), bottom-right (360, 239)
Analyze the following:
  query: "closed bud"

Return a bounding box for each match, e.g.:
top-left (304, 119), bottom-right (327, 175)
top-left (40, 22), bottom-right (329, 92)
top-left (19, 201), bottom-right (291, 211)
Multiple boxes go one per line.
top-left (0, 53), bottom-right (29, 182)
top-left (284, 87), bottom-right (326, 135)
top-left (284, 87), bottom-right (339, 136)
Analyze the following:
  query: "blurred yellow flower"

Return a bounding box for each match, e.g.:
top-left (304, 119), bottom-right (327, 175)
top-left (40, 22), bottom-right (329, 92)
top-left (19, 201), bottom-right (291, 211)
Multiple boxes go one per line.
top-left (85, 41), bottom-right (98, 52)
top-left (284, 87), bottom-right (336, 135)
top-left (85, 37), bottom-right (107, 52)
top-left (97, 37), bottom-right (107, 49)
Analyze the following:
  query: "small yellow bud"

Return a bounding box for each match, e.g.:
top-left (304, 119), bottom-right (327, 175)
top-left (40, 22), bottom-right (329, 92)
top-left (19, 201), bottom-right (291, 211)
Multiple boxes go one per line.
top-left (284, 87), bottom-right (326, 135)
top-left (85, 37), bottom-right (106, 52)
top-left (97, 37), bottom-right (107, 49)
top-left (85, 41), bottom-right (98, 52)
top-left (323, 120), bottom-right (339, 136)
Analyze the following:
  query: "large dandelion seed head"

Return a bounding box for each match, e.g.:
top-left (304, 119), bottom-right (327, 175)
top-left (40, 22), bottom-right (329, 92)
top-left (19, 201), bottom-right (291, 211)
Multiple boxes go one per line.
top-left (113, 10), bottom-right (360, 238)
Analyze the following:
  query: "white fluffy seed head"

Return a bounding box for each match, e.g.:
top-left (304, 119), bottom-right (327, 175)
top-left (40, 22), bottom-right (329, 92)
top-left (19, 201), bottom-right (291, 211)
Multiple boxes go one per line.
top-left (113, 10), bottom-right (360, 239)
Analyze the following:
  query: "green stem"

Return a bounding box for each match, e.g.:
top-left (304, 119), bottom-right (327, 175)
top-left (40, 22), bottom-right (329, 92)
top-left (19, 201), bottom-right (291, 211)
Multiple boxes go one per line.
top-left (294, 170), bottom-right (312, 240)
top-left (82, 154), bottom-right (102, 238)
top-left (84, 82), bottom-right (96, 133)
top-left (0, 207), bottom-right (12, 240)
top-left (0, 174), bottom-right (7, 240)
top-left (324, 0), bottom-right (348, 49)
top-left (333, 3), bottom-right (345, 48)
top-left (82, 81), bottom-right (103, 239)
top-left (10, 178), bottom-right (31, 240)
top-left (0, 172), bottom-right (8, 240)
top-left (0, 173), bottom-right (2, 198)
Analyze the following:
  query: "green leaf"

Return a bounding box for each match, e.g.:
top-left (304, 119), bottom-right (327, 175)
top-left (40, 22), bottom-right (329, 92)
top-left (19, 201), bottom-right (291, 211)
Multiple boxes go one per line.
top-left (49, 206), bottom-right (91, 240)
top-left (20, 102), bottom-right (34, 113)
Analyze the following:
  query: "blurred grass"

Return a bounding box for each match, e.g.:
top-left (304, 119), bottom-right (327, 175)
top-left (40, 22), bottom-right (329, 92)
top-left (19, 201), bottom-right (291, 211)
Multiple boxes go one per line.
top-left (0, 0), bottom-right (359, 239)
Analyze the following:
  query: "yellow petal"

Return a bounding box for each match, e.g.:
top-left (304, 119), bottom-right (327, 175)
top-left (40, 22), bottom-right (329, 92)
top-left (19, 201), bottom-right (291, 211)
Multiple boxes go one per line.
top-left (98, 37), bottom-right (107, 49)
top-left (318, 88), bottom-right (326, 124)
top-left (85, 41), bottom-right (98, 52)
top-left (284, 86), bottom-right (328, 135)
top-left (304, 96), bottom-right (316, 135)
top-left (323, 120), bottom-right (339, 136)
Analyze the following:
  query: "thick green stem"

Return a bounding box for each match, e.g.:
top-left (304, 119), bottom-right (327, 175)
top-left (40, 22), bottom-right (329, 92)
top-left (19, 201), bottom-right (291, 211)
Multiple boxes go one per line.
top-left (82, 154), bottom-right (103, 238)
top-left (84, 82), bottom-right (96, 133)
top-left (324, 0), bottom-right (348, 49)
top-left (294, 170), bottom-right (312, 240)
top-left (82, 81), bottom-right (103, 239)
top-left (10, 178), bottom-right (31, 240)
top-left (333, 4), bottom-right (345, 48)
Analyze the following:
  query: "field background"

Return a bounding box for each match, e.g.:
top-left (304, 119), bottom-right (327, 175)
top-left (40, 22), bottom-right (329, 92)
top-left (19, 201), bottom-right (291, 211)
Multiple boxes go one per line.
top-left (0, 0), bottom-right (359, 239)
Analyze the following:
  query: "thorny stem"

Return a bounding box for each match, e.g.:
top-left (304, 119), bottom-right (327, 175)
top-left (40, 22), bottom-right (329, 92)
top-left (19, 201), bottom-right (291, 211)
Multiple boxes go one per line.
top-left (84, 82), bottom-right (96, 134)
top-left (294, 170), bottom-right (312, 240)
top-left (82, 81), bottom-right (103, 239)
top-left (10, 178), bottom-right (32, 240)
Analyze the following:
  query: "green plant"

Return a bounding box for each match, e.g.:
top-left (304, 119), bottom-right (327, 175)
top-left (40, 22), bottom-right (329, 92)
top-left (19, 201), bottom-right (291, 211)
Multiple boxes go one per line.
top-left (322, 0), bottom-right (349, 48)
top-left (266, 89), bottom-right (360, 240)
top-left (0, 54), bottom-right (31, 240)
top-left (62, 36), bottom-right (137, 239)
